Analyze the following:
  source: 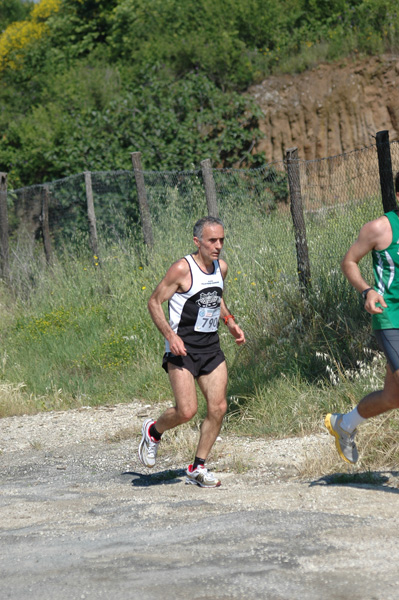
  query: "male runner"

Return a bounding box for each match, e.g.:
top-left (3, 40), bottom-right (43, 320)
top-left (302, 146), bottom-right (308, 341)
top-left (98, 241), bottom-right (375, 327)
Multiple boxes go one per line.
top-left (138, 216), bottom-right (245, 487)
top-left (325, 173), bottom-right (399, 464)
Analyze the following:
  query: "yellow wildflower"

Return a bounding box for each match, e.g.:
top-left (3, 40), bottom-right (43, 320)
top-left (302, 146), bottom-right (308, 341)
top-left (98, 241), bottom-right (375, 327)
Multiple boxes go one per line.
top-left (32, 0), bottom-right (61, 21)
top-left (0, 0), bottom-right (61, 72)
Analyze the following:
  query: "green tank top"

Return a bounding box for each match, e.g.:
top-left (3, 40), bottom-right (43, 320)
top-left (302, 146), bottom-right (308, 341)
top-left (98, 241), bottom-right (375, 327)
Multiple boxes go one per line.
top-left (372, 211), bottom-right (399, 330)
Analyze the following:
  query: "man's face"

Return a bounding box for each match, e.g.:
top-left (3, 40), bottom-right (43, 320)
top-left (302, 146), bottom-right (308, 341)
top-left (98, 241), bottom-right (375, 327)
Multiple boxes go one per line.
top-left (194, 224), bottom-right (225, 262)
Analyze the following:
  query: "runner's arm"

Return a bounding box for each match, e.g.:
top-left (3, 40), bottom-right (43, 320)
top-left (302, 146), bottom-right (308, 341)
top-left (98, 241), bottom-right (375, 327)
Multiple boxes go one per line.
top-left (219, 260), bottom-right (246, 345)
top-left (341, 220), bottom-right (387, 314)
top-left (147, 260), bottom-right (189, 355)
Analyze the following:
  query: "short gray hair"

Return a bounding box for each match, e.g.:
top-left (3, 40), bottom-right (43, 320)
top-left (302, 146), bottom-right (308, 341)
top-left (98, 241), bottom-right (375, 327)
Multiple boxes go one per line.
top-left (193, 216), bottom-right (224, 240)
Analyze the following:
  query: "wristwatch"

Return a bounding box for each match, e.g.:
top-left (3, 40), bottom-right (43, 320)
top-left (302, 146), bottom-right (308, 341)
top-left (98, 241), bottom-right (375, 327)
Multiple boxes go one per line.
top-left (361, 287), bottom-right (372, 300)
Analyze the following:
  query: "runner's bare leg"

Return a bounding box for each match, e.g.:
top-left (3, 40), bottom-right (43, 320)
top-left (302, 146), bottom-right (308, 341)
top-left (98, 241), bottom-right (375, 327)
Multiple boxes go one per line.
top-left (357, 364), bottom-right (399, 418)
top-left (195, 360), bottom-right (228, 459)
top-left (154, 364), bottom-right (198, 433)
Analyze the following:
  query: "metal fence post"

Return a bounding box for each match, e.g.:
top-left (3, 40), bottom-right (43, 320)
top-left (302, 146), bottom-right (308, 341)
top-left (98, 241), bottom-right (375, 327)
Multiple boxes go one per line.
top-left (376, 130), bottom-right (397, 212)
top-left (200, 159), bottom-right (219, 217)
top-left (285, 148), bottom-right (311, 292)
top-left (131, 152), bottom-right (154, 249)
top-left (0, 173), bottom-right (10, 281)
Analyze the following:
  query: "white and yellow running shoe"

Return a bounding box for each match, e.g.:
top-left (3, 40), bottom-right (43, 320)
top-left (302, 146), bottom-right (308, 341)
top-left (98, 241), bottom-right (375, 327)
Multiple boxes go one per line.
top-left (325, 413), bottom-right (359, 464)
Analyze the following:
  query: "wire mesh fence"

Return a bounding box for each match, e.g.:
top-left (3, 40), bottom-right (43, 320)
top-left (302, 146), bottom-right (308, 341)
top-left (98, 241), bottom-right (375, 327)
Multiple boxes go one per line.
top-left (1, 137), bottom-right (399, 290)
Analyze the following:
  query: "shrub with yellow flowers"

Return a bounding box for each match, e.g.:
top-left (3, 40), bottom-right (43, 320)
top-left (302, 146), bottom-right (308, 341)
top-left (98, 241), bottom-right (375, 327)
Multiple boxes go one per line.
top-left (0, 0), bottom-right (61, 72)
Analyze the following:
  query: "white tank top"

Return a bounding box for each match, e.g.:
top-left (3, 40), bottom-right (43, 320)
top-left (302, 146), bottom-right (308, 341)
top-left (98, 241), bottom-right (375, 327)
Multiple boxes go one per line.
top-left (166, 254), bottom-right (224, 354)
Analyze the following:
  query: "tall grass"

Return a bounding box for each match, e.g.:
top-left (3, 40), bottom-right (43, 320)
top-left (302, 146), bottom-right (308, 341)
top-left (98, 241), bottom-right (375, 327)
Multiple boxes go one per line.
top-left (2, 194), bottom-right (399, 472)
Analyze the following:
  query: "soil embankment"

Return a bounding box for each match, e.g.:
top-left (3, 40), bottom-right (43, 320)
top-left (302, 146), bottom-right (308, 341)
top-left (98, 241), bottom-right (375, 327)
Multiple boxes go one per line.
top-left (250, 55), bottom-right (399, 162)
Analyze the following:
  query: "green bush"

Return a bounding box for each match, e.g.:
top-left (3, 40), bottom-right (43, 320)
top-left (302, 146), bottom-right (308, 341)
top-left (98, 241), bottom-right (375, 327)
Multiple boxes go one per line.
top-left (1, 68), bottom-right (264, 186)
top-left (0, 0), bottom-right (33, 28)
top-left (2, 0), bottom-right (399, 184)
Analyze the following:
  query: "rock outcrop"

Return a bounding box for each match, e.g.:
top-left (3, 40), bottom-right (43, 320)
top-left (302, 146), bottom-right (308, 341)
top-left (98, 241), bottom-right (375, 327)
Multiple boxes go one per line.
top-left (250, 55), bottom-right (399, 162)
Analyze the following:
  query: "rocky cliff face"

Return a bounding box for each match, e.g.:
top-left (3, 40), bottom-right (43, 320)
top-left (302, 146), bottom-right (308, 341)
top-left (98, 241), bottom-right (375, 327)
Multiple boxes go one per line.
top-left (249, 55), bottom-right (399, 162)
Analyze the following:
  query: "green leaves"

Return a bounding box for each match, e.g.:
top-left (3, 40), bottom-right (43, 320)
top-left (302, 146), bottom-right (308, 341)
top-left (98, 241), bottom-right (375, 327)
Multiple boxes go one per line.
top-left (2, 0), bottom-right (399, 186)
top-left (0, 67), bottom-right (264, 185)
top-left (0, 0), bottom-right (33, 30)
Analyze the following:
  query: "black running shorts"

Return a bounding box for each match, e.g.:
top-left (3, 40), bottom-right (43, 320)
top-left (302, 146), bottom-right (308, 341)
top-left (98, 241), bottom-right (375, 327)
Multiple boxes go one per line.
top-left (162, 349), bottom-right (225, 378)
top-left (374, 329), bottom-right (399, 373)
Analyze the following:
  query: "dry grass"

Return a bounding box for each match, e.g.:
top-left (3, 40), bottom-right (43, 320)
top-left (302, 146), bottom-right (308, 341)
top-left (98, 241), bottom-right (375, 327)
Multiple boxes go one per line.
top-left (356, 412), bottom-right (399, 470)
top-left (0, 381), bottom-right (85, 418)
top-left (299, 441), bottom-right (347, 479)
top-left (158, 423), bottom-right (203, 465)
top-left (105, 427), bottom-right (137, 443)
top-left (0, 382), bottom-right (37, 418)
top-left (299, 412), bottom-right (399, 481)
top-left (29, 439), bottom-right (43, 450)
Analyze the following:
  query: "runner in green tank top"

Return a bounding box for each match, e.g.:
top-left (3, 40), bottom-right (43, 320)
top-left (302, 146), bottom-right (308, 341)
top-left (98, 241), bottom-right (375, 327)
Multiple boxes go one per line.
top-left (325, 172), bottom-right (399, 465)
top-left (372, 210), bottom-right (399, 330)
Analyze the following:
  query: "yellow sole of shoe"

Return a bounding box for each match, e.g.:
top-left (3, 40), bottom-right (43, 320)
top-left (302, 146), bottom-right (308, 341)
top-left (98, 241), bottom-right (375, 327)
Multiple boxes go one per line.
top-left (324, 414), bottom-right (353, 464)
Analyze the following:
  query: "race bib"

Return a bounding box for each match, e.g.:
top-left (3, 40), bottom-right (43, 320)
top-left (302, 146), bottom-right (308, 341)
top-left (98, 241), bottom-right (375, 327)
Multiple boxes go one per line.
top-left (194, 307), bottom-right (221, 332)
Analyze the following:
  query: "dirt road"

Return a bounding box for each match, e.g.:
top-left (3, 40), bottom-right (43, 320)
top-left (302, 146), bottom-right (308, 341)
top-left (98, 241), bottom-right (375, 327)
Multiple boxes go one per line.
top-left (1, 402), bottom-right (398, 599)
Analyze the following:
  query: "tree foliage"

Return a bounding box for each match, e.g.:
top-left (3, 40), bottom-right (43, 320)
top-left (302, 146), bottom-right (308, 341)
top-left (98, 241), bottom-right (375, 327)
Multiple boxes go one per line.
top-left (0, 0), bottom-right (34, 30)
top-left (1, 0), bottom-right (399, 187)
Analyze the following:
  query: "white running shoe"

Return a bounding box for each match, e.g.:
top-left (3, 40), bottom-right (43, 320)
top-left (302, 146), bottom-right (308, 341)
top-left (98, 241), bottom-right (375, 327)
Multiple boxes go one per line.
top-left (185, 464), bottom-right (221, 488)
top-left (138, 419), bottom-right (160, 468)
top-left (325, 413), bottom-right (359, 464)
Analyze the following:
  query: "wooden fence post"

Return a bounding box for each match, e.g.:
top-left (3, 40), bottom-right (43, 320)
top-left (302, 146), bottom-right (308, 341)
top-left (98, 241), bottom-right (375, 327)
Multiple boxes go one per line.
top-left (41, 185), bottom-right (53, 265)
top-left (200, 158), bottom-right (219, 217)
top-left (84, 171), bottom-right (100, 265)
top-left (0, 173), bottom-right (10, 281)
top-left (131, 152), bottom-right (154, 249)
top-left (376, 130), bottom-right (397, 212)
top-left (285, 148), bottom-right (311, 292)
